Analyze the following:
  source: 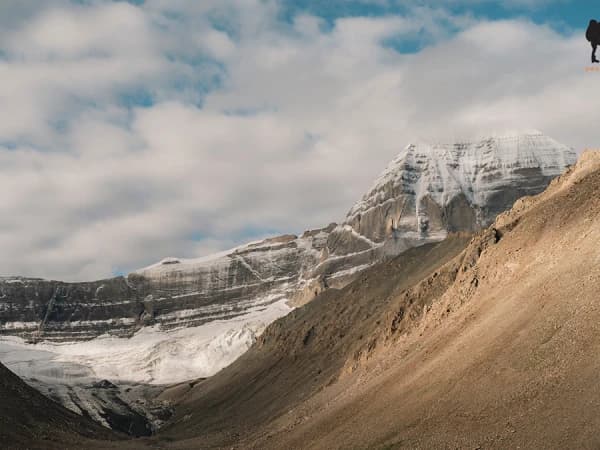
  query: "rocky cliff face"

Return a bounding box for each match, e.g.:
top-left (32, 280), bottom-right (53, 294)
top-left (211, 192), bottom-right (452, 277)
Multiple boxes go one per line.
top-left (0, 131), bottom-right (577, 435)
top-left (0, 276), bottom-right (140, 341)
top-left (322, 131), bottom-right (576, 283)
top-left (0, 226), bottom-right (334, 342)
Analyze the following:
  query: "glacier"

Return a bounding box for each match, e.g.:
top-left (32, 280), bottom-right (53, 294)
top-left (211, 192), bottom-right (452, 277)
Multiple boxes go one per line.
top-left (0, 294), bottom-right (291, 385)
top-left (0, 294), bottom-right (291, 435)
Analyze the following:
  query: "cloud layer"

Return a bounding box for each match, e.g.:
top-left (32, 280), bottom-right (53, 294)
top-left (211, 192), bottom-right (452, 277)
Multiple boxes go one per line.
top-left (0, 0), bottom-right (594, 280)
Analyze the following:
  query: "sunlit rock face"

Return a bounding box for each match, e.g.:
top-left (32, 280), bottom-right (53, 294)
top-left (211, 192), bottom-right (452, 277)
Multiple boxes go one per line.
top-left (324, 131), bottom-right (577, 280)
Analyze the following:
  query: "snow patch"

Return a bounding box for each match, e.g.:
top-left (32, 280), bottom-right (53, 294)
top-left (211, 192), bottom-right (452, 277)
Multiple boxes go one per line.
top-left (0, 295), bottom-right (292, 385)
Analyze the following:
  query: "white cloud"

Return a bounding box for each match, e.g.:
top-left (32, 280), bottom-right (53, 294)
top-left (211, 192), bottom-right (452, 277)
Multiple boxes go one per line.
top-left (0, 1), bottom-right (593, 281)
top-left (5, 3), bottom-right (152, 59)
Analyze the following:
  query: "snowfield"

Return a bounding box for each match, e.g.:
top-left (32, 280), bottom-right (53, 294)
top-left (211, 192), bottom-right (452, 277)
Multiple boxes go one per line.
top-left (0, 295), bottom-right (291, 385)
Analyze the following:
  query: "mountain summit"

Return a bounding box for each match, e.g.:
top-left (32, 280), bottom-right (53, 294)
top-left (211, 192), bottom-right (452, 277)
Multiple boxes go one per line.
top-left (323, 132), bottom-right (576, 280)
top-left (350, 131), bottom-right (575, 236)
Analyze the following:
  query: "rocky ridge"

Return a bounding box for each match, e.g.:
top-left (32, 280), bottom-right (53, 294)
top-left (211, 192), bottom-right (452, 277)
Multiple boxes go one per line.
top-left (0, 226), bottom-right (334, 342)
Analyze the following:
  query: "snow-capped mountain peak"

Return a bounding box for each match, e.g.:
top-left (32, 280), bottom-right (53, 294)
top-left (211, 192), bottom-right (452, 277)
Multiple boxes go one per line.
top-left (340, 132), bottom-right (576, 249)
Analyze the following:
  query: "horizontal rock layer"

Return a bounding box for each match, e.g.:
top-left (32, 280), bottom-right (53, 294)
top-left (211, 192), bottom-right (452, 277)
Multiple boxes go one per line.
top-left (0, 226), bottom-right (334, 342)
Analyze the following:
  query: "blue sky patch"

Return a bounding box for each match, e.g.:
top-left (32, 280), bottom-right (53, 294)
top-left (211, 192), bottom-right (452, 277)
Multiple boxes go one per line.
top-left (279, 0), bottom-right (591, 36)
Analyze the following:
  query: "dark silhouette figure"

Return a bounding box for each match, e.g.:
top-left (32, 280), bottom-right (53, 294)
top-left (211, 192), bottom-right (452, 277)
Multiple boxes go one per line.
top-left (586, 19), bottom-right (600, 63)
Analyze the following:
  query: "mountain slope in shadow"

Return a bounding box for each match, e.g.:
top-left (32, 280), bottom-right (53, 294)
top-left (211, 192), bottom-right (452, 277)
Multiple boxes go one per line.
top-left (0, 361), bottom-right (122, 449)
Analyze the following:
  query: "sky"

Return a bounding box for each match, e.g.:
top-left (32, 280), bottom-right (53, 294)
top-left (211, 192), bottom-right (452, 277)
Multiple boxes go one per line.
top-left (0, 0), bottom-right (597, 281)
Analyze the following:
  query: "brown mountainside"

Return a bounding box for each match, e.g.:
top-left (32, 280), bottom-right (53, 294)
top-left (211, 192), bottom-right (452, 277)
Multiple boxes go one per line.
top-left (156, 150), bottom-right (600, 449)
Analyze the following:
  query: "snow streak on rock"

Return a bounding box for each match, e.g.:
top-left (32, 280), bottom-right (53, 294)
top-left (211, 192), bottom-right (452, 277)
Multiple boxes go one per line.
top-left (329, 131), bottom-right (576, 257)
